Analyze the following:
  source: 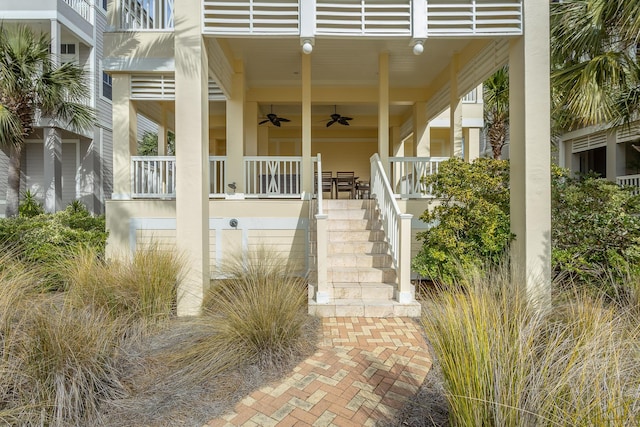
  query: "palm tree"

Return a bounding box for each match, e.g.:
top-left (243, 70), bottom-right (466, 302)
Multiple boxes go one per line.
top-left (483, 66), bottom-right (510, 159)
top-left (0, 26), bottom-right (94, 217)
top-left (551, 0), bottom-right (640, 130)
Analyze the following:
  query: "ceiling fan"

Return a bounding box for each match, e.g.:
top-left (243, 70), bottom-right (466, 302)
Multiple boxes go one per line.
top-left (259, 105), bottom-right (290, 127)
top-left (326, 105), bottom-right (352, 127)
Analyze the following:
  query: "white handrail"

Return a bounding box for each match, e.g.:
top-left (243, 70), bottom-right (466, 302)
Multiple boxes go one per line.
top-left (315, 153), bottom-right (324, 215)
top-left (131, 156), bottom-right (176, 198)
top-left (370, 153), bottom-right (413, 303)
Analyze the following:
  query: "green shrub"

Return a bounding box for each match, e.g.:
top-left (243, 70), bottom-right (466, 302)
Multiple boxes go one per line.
top-left (0, 203), bottom-right (107, 289)
top-left (412, 158), bottom-right (513, 286)
top-left (551, 167), bottom-right (640, 290)
top-left (18, 189), bottom-right (44, 217)
top-left (422, 267), bottom-right (640, 427)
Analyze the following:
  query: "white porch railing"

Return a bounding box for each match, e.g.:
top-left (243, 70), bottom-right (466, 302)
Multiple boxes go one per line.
top-left (131, 156), bottom-right (176, 198)
top-left (426, 0), bottom-right (523, 36)
top-left (315, 0), bottom-right (412, 36)
top-left (119, 0), bottom-right (174, 30)
top-left (370, 154), bottom-right (413, 303)
top-left (617, 174), bottom-right (640, 195)
top-left (63, 0), bottom-right (92, 23)
top-left (209, 156), bottom-right (226, 197)
top-left (389, 156), bottom-right (448, 197)
top-left (202, 0), bottom-right (300, 35)
top-left (244, 156), bottom-right (302, 197)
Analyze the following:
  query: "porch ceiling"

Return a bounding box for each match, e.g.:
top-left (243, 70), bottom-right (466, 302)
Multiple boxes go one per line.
top-left (217, 37), bottom-right (474, 89)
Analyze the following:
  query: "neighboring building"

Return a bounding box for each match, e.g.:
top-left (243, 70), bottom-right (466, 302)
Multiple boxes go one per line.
top-left (103, 0), bottom-right (550, 316)
top-left (559, 119), bottom-right (640, 190)
top-left (0, 0), bottom-right (114, 215)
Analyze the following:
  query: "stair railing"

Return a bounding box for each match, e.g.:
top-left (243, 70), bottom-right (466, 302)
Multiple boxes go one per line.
top-left (370, 154), bottom-right (414, 303)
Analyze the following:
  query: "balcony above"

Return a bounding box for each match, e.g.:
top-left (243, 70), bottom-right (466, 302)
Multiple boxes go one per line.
top-left (112, 0), bottom-right (523, 38)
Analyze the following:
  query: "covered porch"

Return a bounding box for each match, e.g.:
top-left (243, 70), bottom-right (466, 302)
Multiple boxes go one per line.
top-left (104, 0), bottom-right (550, 315)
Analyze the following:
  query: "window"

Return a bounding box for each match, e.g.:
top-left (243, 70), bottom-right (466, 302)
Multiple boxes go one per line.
top-left (102, 0), bottom-right (108, 10)
top-left (60, 44), bottom-right (76, 55)
top-left (102, 72), bottom-right (112, 100)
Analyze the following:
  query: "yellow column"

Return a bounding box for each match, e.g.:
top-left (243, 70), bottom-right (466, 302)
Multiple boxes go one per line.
top-left (413, 102), bottom-right (430, 157)
top-left (509, 1), bottom-right (551, 306)
top-left (258, 126), bottom-right (269, 155)
top-left (378, 52), bottom-right (390, 172)
top-left (226, 63), bottom-right (245, 193)
top-left (449, 55), bottom-right (463, 158)
top-left (245, 101), bottom-right (258, 156)
top-left (464, 128), bottom-right (480, 162)
top-left (112, 74), bottom-right (137, 199)
top-left (158, 105), bottom-right (168, 155)
top-left (302, 53), bottom-right (312, 196)
top-left (175, 0), bottom-right (210, 315)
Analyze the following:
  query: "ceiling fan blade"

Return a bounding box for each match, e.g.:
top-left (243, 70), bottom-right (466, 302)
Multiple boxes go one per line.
top-left (338, 119), bottom-right (350, 126)
top-left (273, 119), bottom-right (282, 127)
top-left (279, 117), bottom-right (291, 122)
top-left (259, 119), bottom-right (269, 125)
top-left (326, 120), bottom-right (337, 127)
top-left (342, 117), bottom-right (353, 121)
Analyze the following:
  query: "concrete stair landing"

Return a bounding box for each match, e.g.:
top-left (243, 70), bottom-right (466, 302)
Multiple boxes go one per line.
top-left (308, 200), bottom-right (421, 317)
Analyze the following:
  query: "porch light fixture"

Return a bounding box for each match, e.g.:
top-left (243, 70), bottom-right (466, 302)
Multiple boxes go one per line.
top-left (412, 40), bottom-right (424, 55)
top-left (301, 39), bottom-right (314, 54)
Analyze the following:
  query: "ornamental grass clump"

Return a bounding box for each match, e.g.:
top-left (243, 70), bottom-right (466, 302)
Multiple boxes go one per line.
top-left (61, 245), bottom-right (183, 323)
top-left (167, 250), bottom-right (311, 380)
top-left (422, 266), bottom-right (640, 427)
top-left (0, 254), bottom-right (126, 426)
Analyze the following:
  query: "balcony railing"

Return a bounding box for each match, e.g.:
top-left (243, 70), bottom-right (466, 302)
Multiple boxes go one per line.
top-left (244, 156), bottom-right (302, 198)
top-left (132, 156), bottom-right (176, 198)
top-left (209, 156), bottom-right (226, 197)
top-left (63, 0), bottom-right (92, 23)
top-left (426, 0), bottom-right (522, 36)
top-left (617, 174), bottom-right (640, 196)
top-left (389, 156), bottom-right (448, 197)
top-left (118, 0), bottom-right (174, 30)
top-left (200, 0), bottom-right (522, 37)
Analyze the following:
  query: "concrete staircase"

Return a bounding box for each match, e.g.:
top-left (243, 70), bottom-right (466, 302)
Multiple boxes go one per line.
top-left (308, 199), bottom-right (421, 317)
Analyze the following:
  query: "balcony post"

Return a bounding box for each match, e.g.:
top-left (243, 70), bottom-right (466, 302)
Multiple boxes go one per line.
top-left (245, 101), bottom-right (258, 156)
top-left (606, 130), bottom-right (624, 182)
top-left (449, 54), bottom-right (463, 158)
top-left (44, 19), bottom-right (63, 213)
top-left (413, 101), bottom-right (430, 156)
top-left (302, 52), bottom-right (312, 196)
top-left (464, 127), bottom-right (480, 162)
top-left (226, 62), bottom-right (245, 193)
top-left (378, 52), bottom-right (390, 173)
top-left (509, 1), bottom-right (551, 307)
top-left (175, 0), bottom-right (210, 316)
top-left (112, 74), bottom-right (137, 199)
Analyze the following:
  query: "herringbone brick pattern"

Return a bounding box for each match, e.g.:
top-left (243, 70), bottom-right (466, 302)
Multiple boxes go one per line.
top-left (207, 317), bottom-right (431, 427)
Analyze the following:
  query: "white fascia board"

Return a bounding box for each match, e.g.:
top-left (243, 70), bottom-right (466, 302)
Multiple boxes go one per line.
top-left (462, 118), bottom-right (484, 128)
top-left (560, 123), bottom-right (611, 142)
top-left (103, 58), bottom-right (175, 73)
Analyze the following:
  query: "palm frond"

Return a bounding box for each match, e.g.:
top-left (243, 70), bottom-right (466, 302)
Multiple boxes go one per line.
top-left (0, 104), bottom-right (22, 149)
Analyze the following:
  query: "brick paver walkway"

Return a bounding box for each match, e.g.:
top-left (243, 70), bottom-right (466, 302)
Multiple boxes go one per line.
top-left (207, 317), bottom-right (431, 427)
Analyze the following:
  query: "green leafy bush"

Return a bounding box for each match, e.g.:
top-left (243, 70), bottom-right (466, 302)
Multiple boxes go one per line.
top-left (551, 167), bottom-right (640, 289)
top-left (18, 189), bottom-right (44, 217)
top-left (412, 158), bottom-right (513, 286)
top-left (413, 159), bottom-right (640, 294)
top-left (0, 202), bottom-right (107, 288)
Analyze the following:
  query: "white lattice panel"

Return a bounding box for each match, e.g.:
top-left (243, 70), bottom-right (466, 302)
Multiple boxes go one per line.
top-left (203, 0), bottom-right (300, 34)
top-left (315, 0), bottom-right (412, 36)
top-left (426, 0), bottom-right (522, 36)
top-left (570, 132), bottom-right (607, 153)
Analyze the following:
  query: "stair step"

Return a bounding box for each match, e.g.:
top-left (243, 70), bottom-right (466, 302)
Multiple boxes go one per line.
top-left (328, 230), bottom-right (386, 242)
top-left (308, 299), bottom-right (422, 317)
top-left (332, 282), bottom-right (395, 299)
top-left (327, 219), bottom-right (382, 231)
top-left (328, 253), bottom-right (392, 268)
top-left (328, 241), bottom-right (389, 254)
top-left (328, 267), bottom-right (396, 284)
